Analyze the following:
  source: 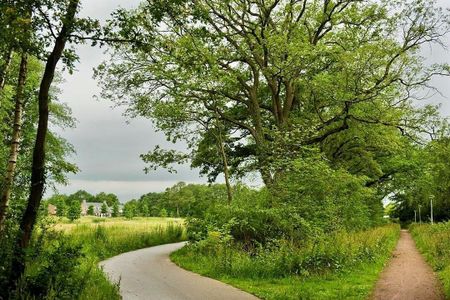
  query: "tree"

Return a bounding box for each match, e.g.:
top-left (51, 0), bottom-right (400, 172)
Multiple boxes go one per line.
top-left (101, 202), bottom-right (108, 216)
top-left (67, 190), bottom-right (95, 203)
top-left (66, 201), bottom-right (81, 222)
top-left (159, 208), bottom-right (168, 218)
top-left (94, 192), bottom-right (119, 207)
top-left (9, 0), bottom-right (85, 289)
top-left (0, 54), bottom-right (78, 228)
top-left (87, 205), bottom-right (94, 216)
top-left (111, 202), bottom-right (119, 217)
top-left (123, 201), bottom-right (136, 219)
top-left (391, 136), bottom-right (450, 223)
top-left (46, 194), bottom-right (68, 217)
top-left (97, 0), bottom-right (450, 188)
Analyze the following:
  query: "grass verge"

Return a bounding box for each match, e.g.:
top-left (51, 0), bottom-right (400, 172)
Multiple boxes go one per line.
top-left (410, 222), bottom-right (450, 298)
top-left (171, 224), bottom-right (400, 300)
top-left (28, 217), bottom-right (186, 300)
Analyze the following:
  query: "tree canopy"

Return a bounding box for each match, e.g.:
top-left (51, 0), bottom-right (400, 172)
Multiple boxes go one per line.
top-left (97, 0), bottom-right (450, 189)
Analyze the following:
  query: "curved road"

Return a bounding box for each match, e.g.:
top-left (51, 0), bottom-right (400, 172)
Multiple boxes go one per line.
top-left (99, 242), bottom-right (259, 300)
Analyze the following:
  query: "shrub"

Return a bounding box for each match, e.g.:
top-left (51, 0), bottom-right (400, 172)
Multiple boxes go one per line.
top-left (187, 205), bottom-right (313, 246)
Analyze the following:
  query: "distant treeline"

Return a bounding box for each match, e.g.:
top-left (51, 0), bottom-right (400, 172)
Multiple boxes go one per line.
top-left (45, 182), bottom-right (232, 218)
top-left (124, 182), bottom-right (231, 218)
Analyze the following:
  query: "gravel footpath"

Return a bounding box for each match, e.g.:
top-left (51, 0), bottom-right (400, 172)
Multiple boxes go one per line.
top-left (371, 230), bottom-right (444, 300)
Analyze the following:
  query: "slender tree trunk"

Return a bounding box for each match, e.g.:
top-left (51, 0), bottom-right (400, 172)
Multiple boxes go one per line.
top-left (213, 110), bottom-right (232, 204)
top-left (218, 133), bottom-right (232, 205)
top-left (8, 0), bottom-right (79, 290)
top-left (0, 47), bottom-right (13, 91)
top-left (0, 52), bottom-right (28, 229)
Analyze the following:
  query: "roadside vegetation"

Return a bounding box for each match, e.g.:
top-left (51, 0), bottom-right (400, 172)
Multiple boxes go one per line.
top-left (167, 181), bottom-right (400, 299)
top-left (172, 224), bottom-right (399, 299)
top-left (410, 223), bottom-right (450, 298)
top-left (1, 216), bottom-right (185, 299)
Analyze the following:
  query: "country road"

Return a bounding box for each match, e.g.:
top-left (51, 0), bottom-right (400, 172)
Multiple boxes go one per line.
top-left (99, 242), bottom-right (259, 300)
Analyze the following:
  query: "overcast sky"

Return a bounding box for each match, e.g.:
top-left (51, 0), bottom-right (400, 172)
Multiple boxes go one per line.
top-left (52, 0), bottom-right (450, 202)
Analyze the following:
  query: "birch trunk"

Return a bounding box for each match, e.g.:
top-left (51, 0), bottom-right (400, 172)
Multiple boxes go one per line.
top-left (0, 48), bottom-right (13, 91)
top-left (0, 52), bottom-right (28, 229)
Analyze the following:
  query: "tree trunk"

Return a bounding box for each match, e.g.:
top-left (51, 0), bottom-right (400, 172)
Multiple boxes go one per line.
top-left (214, 115), bottom-right (233, 204)
top-left (219, 137), bottom-right (233, 205)
top-left (250, 95), bottom-right (273, 187)
top-left (0, 47), bottom-right (13, 91)
top-left (8, 0), bottom-right (79, 290)
top-left (0, 52), bottom-right (28, 229)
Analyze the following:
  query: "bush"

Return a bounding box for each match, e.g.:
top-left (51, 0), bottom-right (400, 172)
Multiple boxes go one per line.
top-left (187, 205), bottom-right (313, 246)
top-left (15, 233), bottom-right (86, 299)
top-left (273, 158), bottom-right (381, 231)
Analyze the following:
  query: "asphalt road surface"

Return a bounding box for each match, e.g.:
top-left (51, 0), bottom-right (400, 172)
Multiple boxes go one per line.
top-left (100, 242), bottom-right (259, 300)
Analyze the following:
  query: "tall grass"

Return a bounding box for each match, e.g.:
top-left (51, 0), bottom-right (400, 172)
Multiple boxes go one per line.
top-left (70, 222), bottom-right (185, 260)
top-left (171, 224), bottom-right (400, 299)
top-left (410, 222), bottom-right (450, 297)
top-left (19, 218), bottom-right (186, 300)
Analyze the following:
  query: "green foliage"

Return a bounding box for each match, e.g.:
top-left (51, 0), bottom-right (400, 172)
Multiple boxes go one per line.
top-left (67, 190), bottom-right (95, 203)
top-left (67, 201), bottom-right (81, 222)
top-left (94, 192), bottom-right (119, 207)
top-left (0, 216), bottom-right (186, 299)
top-left (123, 201), bottom-right (136, 219)
top-left (0, 55), bottom-right (78, 222)
top-left (47, 194), bottom-right (68, 217)
top-left (13, 233), bottom-right (86, 299)
top-left (273, 157), bottom-right (382, 231)
top-left (97, 0), bottom-right (450, 187)
top-left (87, 205), bottom-right (94, 216)
top-left (172, 225), bottom-right (400, 299)
top-left (159, 208), bottom-right (168, 218)
top-left (391, 138), bottom-right (450, 223)
top-left (100, 202), bottom-right (108, 215)
top-left (111, 203), bottom-right (119, 217)
top-left (411, 223), bottom-right (450, 297)
top-left (138, 182), bottom-right (229, 218)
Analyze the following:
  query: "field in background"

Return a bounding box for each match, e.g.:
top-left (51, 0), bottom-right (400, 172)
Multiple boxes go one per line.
top-left (53, 216), bottom-right (184, 231)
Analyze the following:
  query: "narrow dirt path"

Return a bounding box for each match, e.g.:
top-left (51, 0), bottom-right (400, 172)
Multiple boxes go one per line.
top-left (371, 229), bottom-right (444, 300)
top-left (99, 242), bottom-right (259, 300)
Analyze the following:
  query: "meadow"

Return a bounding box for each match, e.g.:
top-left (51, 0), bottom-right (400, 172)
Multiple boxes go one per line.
top-left (410, 222), bottom-right (450, 298)
top-left (20, 217), bottom-right (186, 299)
top-left (171, 224), bottom-right (400, 300)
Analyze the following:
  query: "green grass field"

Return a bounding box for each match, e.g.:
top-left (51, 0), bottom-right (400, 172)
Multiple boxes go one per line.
top-left (53, 216), bottom-right (184, 230)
